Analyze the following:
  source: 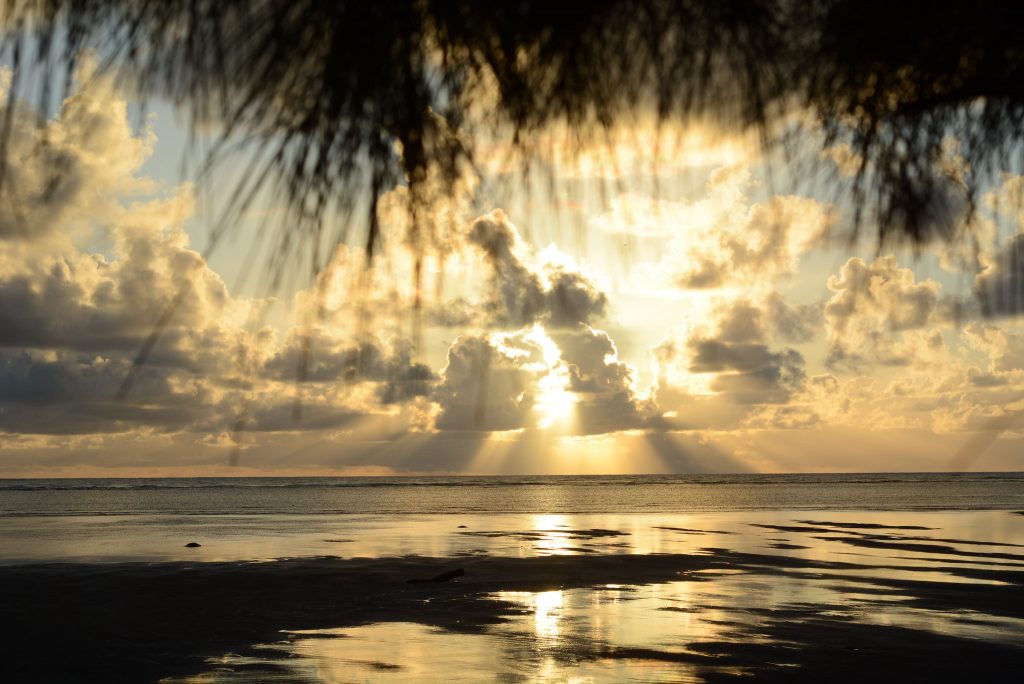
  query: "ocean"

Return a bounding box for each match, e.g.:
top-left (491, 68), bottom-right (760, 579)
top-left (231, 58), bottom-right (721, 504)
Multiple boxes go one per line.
top-left (4, 472), bottom-right (1024, 516)
top-left (2, 472), bottom-right (1022, 565)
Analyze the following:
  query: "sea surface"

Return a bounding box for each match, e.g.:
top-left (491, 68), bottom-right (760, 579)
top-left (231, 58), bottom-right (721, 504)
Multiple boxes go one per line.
top-left (1, 472), bottom-right (1022, 564)
top-left (4, 472), bottom-right (1024, 516)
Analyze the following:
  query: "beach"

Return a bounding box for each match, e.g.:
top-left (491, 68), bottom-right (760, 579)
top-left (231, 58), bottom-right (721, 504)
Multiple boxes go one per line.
top-left (2, 475), bottom-right (1023, 682)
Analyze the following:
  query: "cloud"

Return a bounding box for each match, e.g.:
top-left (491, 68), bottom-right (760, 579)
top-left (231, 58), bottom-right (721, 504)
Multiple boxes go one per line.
top-left (824, 255), bottom-right (946, 369)
top-left (0, 69), bottom-right (646, 452)
top-left (743, 320), bottom-right (1024, 438)
top-left (713, 299), bottom-right (768, 344)
top-left (0, 349), bottom-right (203, 434)
top-left (549, 326), bottom-right (654, 434)
top-left (433, 323), bottom-right (652, 435)
top-left (432, 331), bottom-right (540, 432)
top-left (936, 173), bottom-right (1024, 317)
top-left (0, 64), bottom-right (292, 381)
top-left (974, 234), bottom-right (1024, 317)
top-left (241, 401), bottom-right (368, 433)
top-left (373, 130), bottom-right (479, 256)
top-left (7, 64), bottom-right (1024, 474)
top-left (544, 262), bottom-right (610, 328)
top-left (428, 211), bottom-right (653, 436)
top-left (0, 69), bottom-right (266, 438)
top-left (0, 68), bottom-right (432, 444)
top-left (629, 166), bottom-right (831, 291)
top-left (0, 188), bottom-right (252, 371)
top-left (962, 324), bottom-right (1024, 373)
top-left (652, 298), bottom-right (808, 425)
top-left (467, 210), bottom-right (608, 328)
top-left (425, 297), bottom-right (478, 328)
top-left (674, 293), bottom-right (821, 349)
top-left (766, 292), bottom-right (822, 343)
top-left (262, 328), bottom-right (434, 404)
top-left (0, 60), bottom-right (156, 243)
top-left (687, 338), bottom-right (806, 404)
top-left (742, 374), bottom-right (841, 429)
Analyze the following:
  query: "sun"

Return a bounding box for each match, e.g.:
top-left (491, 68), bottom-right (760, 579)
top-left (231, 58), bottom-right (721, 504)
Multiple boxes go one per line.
top-left (522, 325), bottom-right (578, 430)
top-left (535, 367), bottom-right (576, 429)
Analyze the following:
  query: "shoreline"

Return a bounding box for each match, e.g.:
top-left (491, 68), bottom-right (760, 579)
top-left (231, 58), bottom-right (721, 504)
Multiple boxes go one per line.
top-left (4, 470), bottom-right (1024, 480)
top-left (4, 544), bottom-right (1024, 682)
top-left (4, 507), bottom-right (1023, 681)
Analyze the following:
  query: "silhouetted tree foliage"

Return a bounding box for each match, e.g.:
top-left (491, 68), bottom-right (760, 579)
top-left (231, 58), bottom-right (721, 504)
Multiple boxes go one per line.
top-left (3, 0), bottom-right (1024, 253)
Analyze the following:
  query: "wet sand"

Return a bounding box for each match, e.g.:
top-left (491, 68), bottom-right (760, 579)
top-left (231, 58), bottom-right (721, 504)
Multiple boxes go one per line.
top-left (3, 513), bottom-right (1023, 682)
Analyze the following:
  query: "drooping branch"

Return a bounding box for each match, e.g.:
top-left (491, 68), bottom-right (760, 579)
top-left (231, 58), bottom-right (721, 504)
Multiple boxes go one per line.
top-left (2, 0), bottom-right (1022, 257)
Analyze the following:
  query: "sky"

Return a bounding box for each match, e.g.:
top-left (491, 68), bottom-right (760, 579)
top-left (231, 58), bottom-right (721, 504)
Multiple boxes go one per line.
top-left (1, 63), bottom-right (1023, 477)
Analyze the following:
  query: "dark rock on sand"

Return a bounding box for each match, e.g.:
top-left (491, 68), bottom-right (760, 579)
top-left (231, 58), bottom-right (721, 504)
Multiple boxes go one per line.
top-left (407, 568), bottom-right (465, 584)
top-left (457, 525), bottom-right (467, 528)
top-left (184, 542), bottom-right (201, 548)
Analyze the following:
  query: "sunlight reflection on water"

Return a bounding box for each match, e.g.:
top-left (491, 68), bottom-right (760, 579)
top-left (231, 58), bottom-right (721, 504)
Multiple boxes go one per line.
top-left (188, 568), bottom-right (1024, 681)
top-left (126, 510), bottom-right (1024, 682)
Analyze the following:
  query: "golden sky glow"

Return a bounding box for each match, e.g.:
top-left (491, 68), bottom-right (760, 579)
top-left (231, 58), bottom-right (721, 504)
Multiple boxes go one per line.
top-left (1, 65), bottom-right (1023, 477)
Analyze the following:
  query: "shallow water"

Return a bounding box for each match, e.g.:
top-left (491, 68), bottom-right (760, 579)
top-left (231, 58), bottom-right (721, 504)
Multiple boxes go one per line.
top-left (138, 508), bottom-right (1024, 683)
top-left (2, 509), bottom-right (1023, 565)
top-left (4, 476), bottom-right (1023, 681)
top-left (170, 551), bottom-right (1024, 682)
